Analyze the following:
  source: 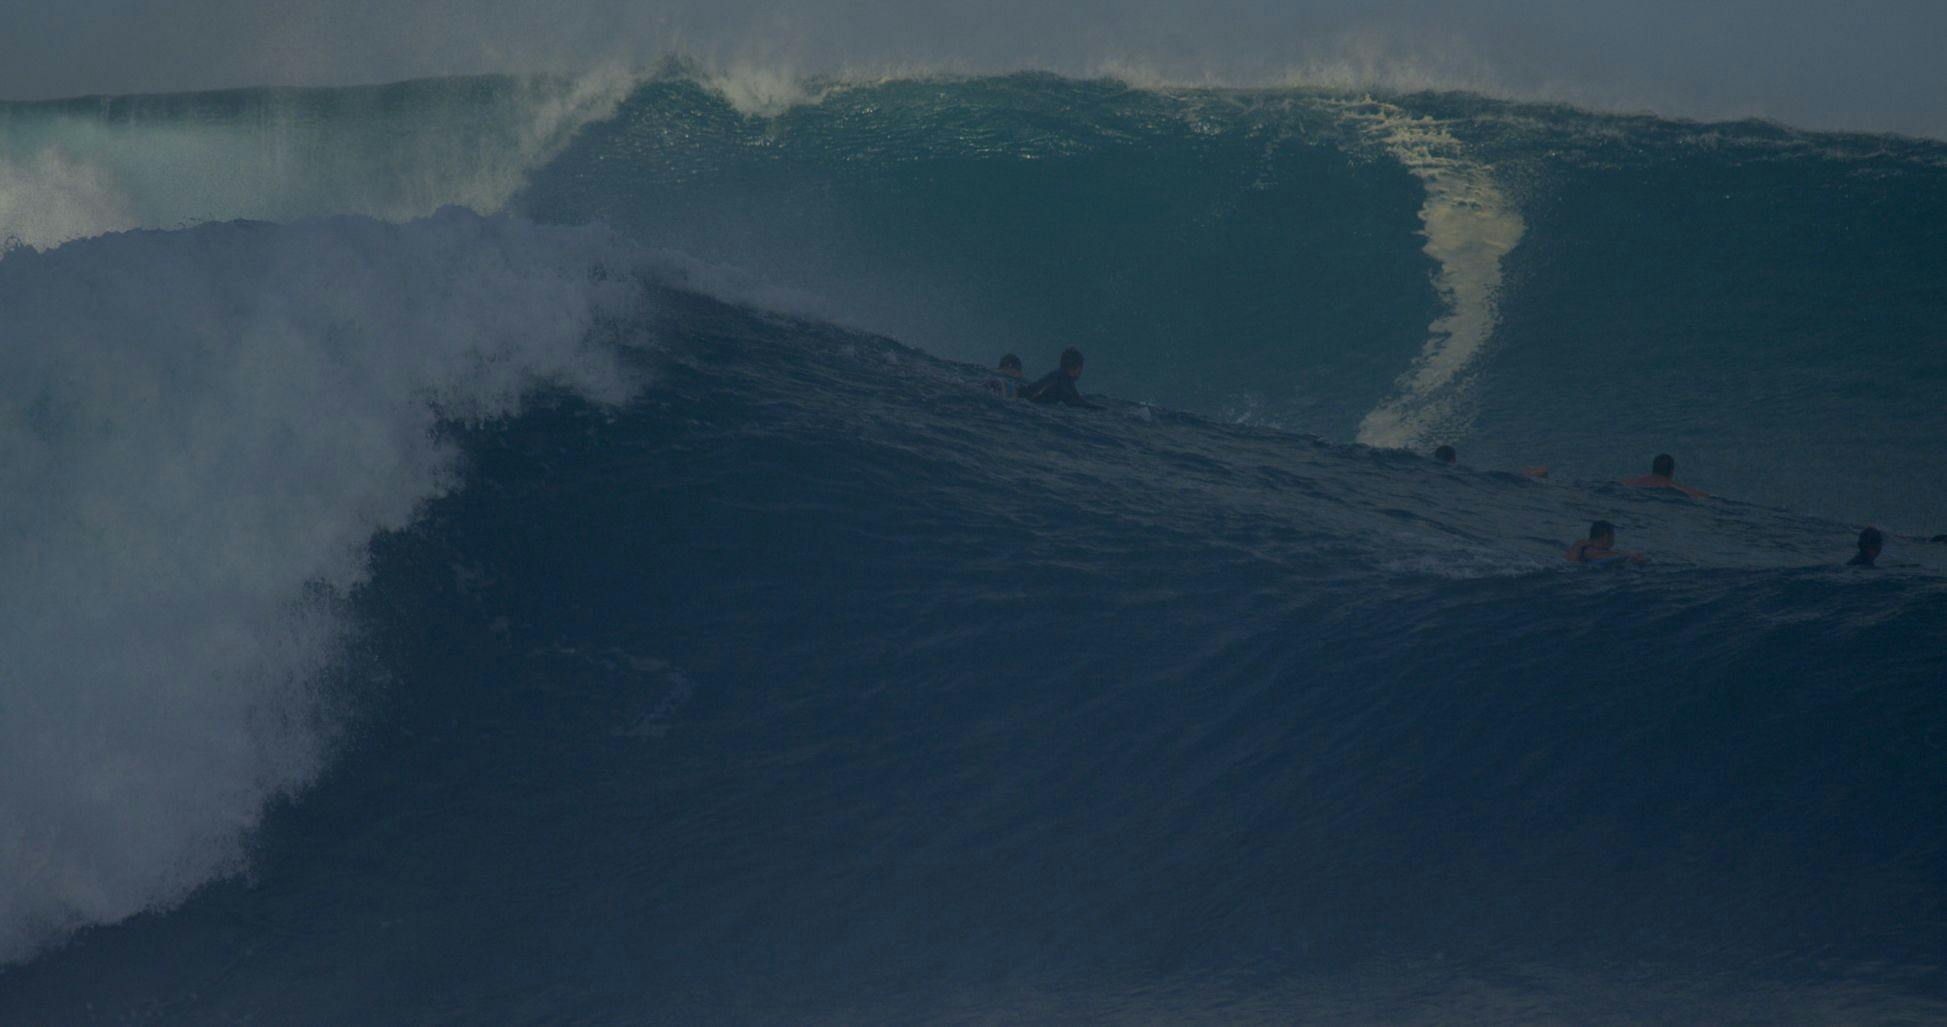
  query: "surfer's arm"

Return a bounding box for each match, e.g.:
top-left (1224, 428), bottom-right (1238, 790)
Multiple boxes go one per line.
top-left (1055, 379), bottom-right (1100, 409)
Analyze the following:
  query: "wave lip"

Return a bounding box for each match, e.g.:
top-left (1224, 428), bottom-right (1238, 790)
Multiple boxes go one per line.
top-left (0, 207), bottom-right (642, 966)
top-left (0, 69), bottom-right (637, 251)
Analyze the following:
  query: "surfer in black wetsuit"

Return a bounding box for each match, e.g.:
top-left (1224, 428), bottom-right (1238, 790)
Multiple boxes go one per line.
top-left (1022, 347), bottom-right (1100, 409)
top-left (1847, 526), bottom-right (1883, 567)
top-left (1565, 520), bottom-right (1646, 565)
top-left (1433, 445), bottom-right (1457, 464)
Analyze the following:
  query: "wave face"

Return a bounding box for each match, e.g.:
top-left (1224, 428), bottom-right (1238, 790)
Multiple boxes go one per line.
top-left (0, 72), bottom-right (634, 249)
top-left (3, 74), bottom-right (1947, 1020)
top-left (522, 75), bottom-right (1947, 529)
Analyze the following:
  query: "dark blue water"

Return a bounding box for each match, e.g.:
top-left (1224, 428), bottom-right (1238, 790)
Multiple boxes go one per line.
top-left (3, 73), bottom-right (1946, 1022)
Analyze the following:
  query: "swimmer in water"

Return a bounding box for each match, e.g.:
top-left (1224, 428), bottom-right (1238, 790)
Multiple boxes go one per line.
top-left (1565, 520), bottom-right (1647, 565)
top-left (987, 353), bottom-right (1026, 399)
top-left (1847, 527), bottom-right (1884, 567)
top-left (1022, 347), bottom-right (1101, 409)
top-left (1431, 443), bottom-right (1551, 478)
top-left (1622, 453), bottom-right (1708, 498)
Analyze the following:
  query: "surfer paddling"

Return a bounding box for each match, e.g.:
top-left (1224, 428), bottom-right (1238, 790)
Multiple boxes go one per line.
top-left (1847, 527), bottom-right (1884, 567)
top-left (1622, 453), bottom-right (1707, 498)
top-left (987, 353), bottom-right (1027, 399)
top-left (1022, 347), bottom-right (1101, 409)
top-left (1566, 520), bottom-right (1647, 565)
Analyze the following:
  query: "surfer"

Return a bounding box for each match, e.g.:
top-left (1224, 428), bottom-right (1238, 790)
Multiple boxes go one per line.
top-left (1566, 520), bottom-right (1646, 565)
top-left (987, 353), bottom-right (1026, 399)
top-left (1022, 347), bottom-right (1100, 409)
top-left (1622, 454), bottom-right (1708, 498)
top-left (1430, 443), bottom-right (1553, 478)
top-left (1847, 527), bottom-right (1884, 567)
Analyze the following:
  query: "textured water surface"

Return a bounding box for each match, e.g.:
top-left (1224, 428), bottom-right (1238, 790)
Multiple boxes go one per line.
top-left (2, 72), bottom-right (1944, 1023)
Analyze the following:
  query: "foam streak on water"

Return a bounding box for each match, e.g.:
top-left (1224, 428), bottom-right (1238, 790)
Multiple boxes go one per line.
top-left (1344, 99), bottom-right (1525, 451)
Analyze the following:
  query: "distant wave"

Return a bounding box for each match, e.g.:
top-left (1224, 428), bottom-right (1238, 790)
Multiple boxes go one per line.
top-left (0, 69), bottom-right (636, 250)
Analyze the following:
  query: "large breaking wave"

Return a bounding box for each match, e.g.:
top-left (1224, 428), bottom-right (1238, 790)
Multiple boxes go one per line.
top-left (0, 209), bottom-right (642, 965)
top-left (2, 71), bottom-right (1945, 1020)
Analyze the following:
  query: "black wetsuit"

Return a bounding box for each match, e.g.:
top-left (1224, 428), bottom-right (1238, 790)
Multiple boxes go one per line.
top-left (1568, 540), bottom-right (1619, 565)
top-left (1847, 551), bottom-right (1878, 567)
top-left (1022, 369), bottom-right (1099, 408)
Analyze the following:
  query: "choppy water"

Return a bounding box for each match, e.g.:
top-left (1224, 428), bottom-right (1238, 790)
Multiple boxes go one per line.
top-left (3, 72), bottom-right (1945, 1022)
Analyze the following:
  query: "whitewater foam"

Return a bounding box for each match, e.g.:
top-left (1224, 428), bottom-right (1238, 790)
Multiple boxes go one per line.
top-left (697, 62), bottom-right (837, 117)
top-left (0, 208), bottom-right (643, 965)
top-left (1344, 100), bottom-right (1525, 452)
top-left (0, 147), bottom-right (137, 253)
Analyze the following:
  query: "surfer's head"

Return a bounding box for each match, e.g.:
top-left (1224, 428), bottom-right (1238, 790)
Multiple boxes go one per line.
top-left (1060, 347), bottom-right (1085, 378)
top-left (1433, 445), bottom-right (1457, 465)
top-left (998, 353), bottom-right (1023, 378)
top-left (1589, 520), bottom-right (1616, 547)
top-left (1652, 453), bottom-right (1676, 477)
top-left (1857, 526), bottom-right (1884, 557)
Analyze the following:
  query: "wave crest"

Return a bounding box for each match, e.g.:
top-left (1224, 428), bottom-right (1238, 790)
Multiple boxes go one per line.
top-left (0, 208), bottom-right (642, 965)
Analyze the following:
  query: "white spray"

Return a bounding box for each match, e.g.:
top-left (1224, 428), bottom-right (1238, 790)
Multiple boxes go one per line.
top-left (1340, 100), bottom-right (1525, 452)
top-left (0, 208), bottom-right (642, 965)
top-left (0, 67), bottom-right (639, 252)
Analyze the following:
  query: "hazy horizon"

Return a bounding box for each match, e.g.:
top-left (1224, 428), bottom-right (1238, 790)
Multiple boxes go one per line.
top-left (3, 1), bottom-right (1946, 138)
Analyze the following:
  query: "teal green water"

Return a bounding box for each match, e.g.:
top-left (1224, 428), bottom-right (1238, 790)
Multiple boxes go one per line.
top-left (3, 73), bottom-right (1945, 1022)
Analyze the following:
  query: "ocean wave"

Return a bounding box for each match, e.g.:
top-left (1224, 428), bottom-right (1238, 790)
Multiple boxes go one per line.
top-left (9, 284), bottom-right (1944, 1017)
top-left (0, 207), bottom-right (642, 965)
top-left (3, 68), bottom-right (1946, 1019)
top-left (0, 69), bottom-right (636, 250)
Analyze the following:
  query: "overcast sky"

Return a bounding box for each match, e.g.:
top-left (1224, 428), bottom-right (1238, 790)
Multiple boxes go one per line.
top-left (5, 0), bottom-right (1945, 137)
